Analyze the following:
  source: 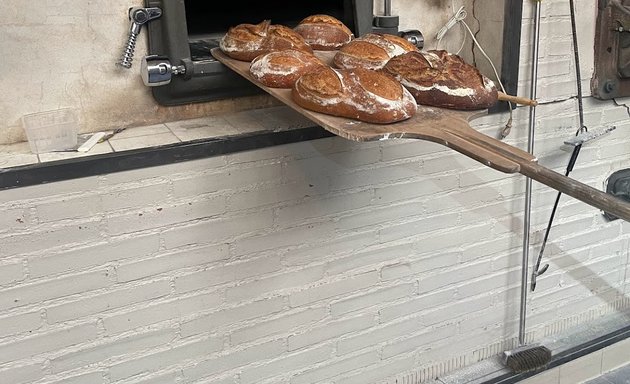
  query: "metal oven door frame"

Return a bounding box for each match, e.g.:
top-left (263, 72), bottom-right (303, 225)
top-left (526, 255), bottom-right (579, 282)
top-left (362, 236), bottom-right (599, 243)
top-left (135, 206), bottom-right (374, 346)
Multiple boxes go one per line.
top-left (144, 0), bottom-right (374, 105)
top-left (143, 0), bottom-right (523, 109)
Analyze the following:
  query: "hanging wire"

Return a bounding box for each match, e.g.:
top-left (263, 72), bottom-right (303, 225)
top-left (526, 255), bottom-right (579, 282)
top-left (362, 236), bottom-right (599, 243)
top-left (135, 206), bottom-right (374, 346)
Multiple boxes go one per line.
top-left (435, 4), bottom-right (514, 138)
top-left (531, 0), bottom-right (586, 292)
top-left (436, 6), bottom-right (468, 52)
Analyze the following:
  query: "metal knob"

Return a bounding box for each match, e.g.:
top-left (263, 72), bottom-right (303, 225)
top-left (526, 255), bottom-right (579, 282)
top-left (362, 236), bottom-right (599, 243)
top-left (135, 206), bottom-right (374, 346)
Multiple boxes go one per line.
top-left (399, 30), bottom-right (424, 49)
top-left (117, 7), bottom-right (162, 69)
top-left (141, 55), bottom-right (186, 86)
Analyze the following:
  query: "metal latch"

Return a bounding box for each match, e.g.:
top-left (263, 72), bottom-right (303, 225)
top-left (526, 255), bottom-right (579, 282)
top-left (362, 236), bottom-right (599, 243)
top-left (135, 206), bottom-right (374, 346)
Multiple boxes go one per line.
top-left (117, 7), bottom-right (162, 69)
top-left (604, 168), bottom-right (630, 221)
top-left (141, 56), bottom-right (187, 87)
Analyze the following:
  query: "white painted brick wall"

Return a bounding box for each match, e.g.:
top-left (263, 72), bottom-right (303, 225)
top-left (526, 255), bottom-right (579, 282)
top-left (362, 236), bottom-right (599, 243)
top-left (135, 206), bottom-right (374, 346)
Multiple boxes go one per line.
top-left (0, 364), bottom-right (45, 384)
top-left (0, 1), bottom-right (628, 384)
top-left (0, 270), bottom-right (111, 310)
top-left (46, 280), bottom-right (172, 323)
top-left (28, 234), bottom-right (160, 278)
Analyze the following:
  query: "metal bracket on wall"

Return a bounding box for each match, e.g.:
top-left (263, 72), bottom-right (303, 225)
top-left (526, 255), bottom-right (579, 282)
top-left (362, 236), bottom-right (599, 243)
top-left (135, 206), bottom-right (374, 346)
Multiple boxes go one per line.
top-left (592, 0), bottom-right (630, 98)
top-left (604, 168), bottom-right (630, 220)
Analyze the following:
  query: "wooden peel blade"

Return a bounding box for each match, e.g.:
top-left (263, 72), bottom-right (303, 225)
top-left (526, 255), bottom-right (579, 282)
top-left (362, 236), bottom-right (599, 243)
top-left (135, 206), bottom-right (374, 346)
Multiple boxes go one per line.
top-left (211, 48), bottom-right (630, 222)
top-left (211, 49), bottom-right (520, 173)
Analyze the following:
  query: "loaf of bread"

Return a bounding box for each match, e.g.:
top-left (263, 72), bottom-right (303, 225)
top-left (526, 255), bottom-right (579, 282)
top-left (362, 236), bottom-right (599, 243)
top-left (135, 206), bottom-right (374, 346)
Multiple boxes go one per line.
top-left (333, 33), bottom-right (418, 70)
top-left (220, 20), bottom-right (313, 61)
top-left (294, 14), bottom-right (354, 50)
top-left (292, 66), bottom-right (417, 124)
top-left (383, 50), bottom-right (498, 110)
top-left (249, 50), bottom-right (326, 88)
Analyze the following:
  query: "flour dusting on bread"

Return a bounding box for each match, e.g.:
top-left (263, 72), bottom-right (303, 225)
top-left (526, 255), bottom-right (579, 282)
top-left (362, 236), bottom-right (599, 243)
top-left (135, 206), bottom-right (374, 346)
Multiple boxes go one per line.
top-left (292, 67), bottom-right (417, 123)
top-left (333, 33), bottom-right (418, 70)
top-left (220, 20), bottom-right (312, 61)
top-left (383, 50), bottom-right (498, 110)
top-left (402, 81), bottom-right (476, 98)
top-left (294, 15), bottom-right (353, 50)
top-left (249, 50), bottom-right (324, 88)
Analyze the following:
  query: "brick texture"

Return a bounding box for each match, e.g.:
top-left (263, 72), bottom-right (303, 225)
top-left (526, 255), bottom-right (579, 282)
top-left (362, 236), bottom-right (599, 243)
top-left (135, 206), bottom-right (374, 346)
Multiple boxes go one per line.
top-left (0, 2), bottom-right (628, 384)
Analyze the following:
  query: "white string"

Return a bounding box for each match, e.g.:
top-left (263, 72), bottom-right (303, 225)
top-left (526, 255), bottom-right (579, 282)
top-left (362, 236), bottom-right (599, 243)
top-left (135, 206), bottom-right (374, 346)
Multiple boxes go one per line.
top-left (436, 6), bottom-right (467, 40)
top-left (455, 23), bottom-right (467, 55)
top-left (460, 20), bottom-right (506, 95)
top-left (460, 19), bottom-right (514, 138)
top-left (436, 5), bottom-right (514, 138)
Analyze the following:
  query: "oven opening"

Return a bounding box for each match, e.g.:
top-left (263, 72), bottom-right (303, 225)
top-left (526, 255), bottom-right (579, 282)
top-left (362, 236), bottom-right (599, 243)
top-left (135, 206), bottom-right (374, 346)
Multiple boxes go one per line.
top-left (144, 0), bottom-right (521, 108)
top-left (184, 0), bottom-right (349, 61)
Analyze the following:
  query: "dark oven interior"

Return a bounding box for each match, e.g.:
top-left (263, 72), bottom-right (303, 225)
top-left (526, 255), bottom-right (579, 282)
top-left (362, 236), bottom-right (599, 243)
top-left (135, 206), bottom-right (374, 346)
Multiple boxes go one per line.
top-left (145, 0), bottom-right (373, 105)
top-left (185, 1), bottom-right (349, 39)
top-left (144, 0), bottom-right (521, 111)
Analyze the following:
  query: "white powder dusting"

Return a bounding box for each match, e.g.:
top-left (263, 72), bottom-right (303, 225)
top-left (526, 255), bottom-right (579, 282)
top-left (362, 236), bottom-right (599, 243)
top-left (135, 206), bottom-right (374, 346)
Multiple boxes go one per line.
top-left (311, 37), bottom-right (332, 46)
top-left (250, 57), bottom-right (295, 78)
top-left (335, 54), bottom-right (383, 70)
top-left (402, 80), bottom-right (476, 97)
top-left (300, 26), bottom-right (341, 47)
top-left (483, 76), bottom-right (496, 91)
top-left (421, 51), bottom-right (441, 68)
top-left (219, 39), bottom-right (261, 53)
top-left (361, 34), bottom-right (408, 59)
top-left (346, 72), bottom-right (415, 117)
top-left (388, 45), bottom-right (408, 57)
top-left (297, 69), bottom-right (416, 120)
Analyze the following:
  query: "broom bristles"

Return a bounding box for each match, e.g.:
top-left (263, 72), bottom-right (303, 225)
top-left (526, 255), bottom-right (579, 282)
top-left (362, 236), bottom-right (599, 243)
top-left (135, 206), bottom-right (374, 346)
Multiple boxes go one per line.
top-left (503, 344), bottom-right (552, 373)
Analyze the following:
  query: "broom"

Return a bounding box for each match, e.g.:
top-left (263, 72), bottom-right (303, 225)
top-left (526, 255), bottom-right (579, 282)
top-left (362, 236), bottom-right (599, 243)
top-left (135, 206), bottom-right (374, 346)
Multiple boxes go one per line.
top-left (501, 0), bottom-right (552, 372)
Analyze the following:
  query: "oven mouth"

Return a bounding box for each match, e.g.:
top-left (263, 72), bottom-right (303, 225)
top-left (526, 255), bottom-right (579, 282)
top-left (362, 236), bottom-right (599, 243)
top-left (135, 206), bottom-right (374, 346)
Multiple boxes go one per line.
top-left (144, 0), bottom-right (373, 105)
top-left (183, 0), bottom-right (351, 62)
top-left (143, 0), bottom-right (521, 112)
top-left (188, 38), bottom-right (221, 62)
top-left (183, 0), bottom-right (348, 37)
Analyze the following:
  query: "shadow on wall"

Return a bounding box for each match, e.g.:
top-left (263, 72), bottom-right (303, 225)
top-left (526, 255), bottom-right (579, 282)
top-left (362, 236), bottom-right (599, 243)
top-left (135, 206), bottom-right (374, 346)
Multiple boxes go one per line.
top-left (437, 161), bottom-right (630, 342)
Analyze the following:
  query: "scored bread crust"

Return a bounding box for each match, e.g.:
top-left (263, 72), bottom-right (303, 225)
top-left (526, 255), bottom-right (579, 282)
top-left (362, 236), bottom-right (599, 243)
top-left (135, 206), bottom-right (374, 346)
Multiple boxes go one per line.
top-left (220, 20), bottom-right (313, 61)
top-left (333, 33), bottom-right (418, 70)
top-left (383, 50), bottom-right (498, 110)
top-left (294, 14), bottom-right (354, 50)
top-left (292, 66), bottom-right (417, 124)
top-left (264, 25), bottom-right (313, 54)
top-left (219, 20), bottom-right (270, 61)
top-left (249, 50), bottom-right (326, 88)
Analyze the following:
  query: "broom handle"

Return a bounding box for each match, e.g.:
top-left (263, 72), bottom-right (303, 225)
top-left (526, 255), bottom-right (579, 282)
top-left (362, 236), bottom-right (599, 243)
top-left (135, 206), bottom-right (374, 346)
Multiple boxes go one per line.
top-left (519, 0), bottom-right (543, 347)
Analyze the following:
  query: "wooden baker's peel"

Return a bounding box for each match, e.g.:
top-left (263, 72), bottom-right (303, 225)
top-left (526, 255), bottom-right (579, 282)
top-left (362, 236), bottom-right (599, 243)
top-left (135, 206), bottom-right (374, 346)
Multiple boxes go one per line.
top-left (212, 48), bottom-right (630, 222)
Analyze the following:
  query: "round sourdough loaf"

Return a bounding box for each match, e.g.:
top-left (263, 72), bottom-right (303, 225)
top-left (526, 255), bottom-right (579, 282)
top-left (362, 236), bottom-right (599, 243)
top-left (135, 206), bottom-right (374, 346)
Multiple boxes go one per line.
top-left (220, 20), bottom-right (313, 61)
top-left (383, 50), bottom-right (498, 110)
top-left (292, 66), bottom-right (417, 124)
top-left (249, 50), bottom-right (326, 88)
top-left (294, 14), bottom-right (354, 50)
top-left (333, 33), bottom-right (418, 70)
